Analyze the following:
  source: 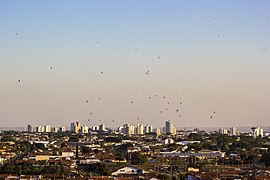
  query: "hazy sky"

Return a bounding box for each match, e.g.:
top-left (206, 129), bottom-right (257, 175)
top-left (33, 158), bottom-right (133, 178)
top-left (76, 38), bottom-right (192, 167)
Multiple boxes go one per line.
top-left (0, 0), bottom-right (269, 128)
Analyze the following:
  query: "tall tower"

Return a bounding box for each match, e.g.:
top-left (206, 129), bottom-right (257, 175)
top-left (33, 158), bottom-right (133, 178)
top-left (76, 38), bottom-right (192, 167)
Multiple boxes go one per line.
top-left (44, 125), bottom-right (51, 133)
top-left (230, 127), bottom-right (237, 136)
top-left (27, 124), bottom-right (33, 133)
top-left (71, 122), bottom-right (81, 133)
top-left (136, 124), bottom-right (144, 135)
top-left (82, 125), bottom-right (89, 134)
top-left (165, 120), bottom-right (172, 134)
top-left (145, 125), bottom-right (153, 134)
top-left (165, 120), bottom-right (176, 135)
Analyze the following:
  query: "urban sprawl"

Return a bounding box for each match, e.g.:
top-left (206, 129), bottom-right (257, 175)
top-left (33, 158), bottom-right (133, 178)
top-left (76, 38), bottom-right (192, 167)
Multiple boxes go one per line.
top-left (0, 120), bottom-right (270, 179)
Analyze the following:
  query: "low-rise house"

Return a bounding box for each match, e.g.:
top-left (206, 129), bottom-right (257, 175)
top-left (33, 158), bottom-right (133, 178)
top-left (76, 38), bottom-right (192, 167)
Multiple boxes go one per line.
top-left (161, 138), bottom-right (174, 145)
top-left (80, 158), bottom-right (100, 164)
top-left (112, 166), bottom-right (147, 176)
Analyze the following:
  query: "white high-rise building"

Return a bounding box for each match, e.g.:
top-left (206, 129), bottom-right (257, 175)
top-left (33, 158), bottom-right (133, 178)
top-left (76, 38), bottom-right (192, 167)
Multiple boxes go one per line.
top-left (37, 126), bottom-right (44, 133)
top-left (118, 126), bottom-right (123, 133)
top-left (230, 127), bottom-right (237, 136)
top-left (92, 126), bottom-right (99, 131)
top-left (82, 125), bottom-right (89, 134)
top-left (219, 128), bottom-right (228, 135)
top-left (99, 124), bottom-right (106, 131)
top-left (155, 128), bottom-right (161, 136)
top-left (52, 127), bottom-right (58, 133)
top-left (122, 124), bottom-right (135, 135)
top-left (71, 122), bottom-right (81, 133)
top-left (44, 125), bottom-right (51, 133)
top-left (128, 125), bottom-right (135, 135)
top-left (145, 125), bottom-right (153, 134)
top-left (59, 127), bottom-right (66, 132)
top-left (136, 124), bottom-right (144, 135)
top-left (252, 127), bottom-right (264, 137)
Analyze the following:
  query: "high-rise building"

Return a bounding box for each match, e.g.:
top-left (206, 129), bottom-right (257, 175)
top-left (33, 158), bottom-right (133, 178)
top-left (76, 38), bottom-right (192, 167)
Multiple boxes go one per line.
top-left (92, 126), bottom-right (99, 131)
top-left (165, 120), bottom-right (176, 135)
top-left (71, 122), bottom-right (81, 133)
top-left (52, 127), bottom-right (58, 133)
top-left (122, 124), bottom-right (135, 135)
top-left (37, 126), bottom-right (44, 133)
top-left (230, 127), bottom-right (237, 136)
top-left (145, 125), bottom-right (153, 134)
top-left (136, 124), bottom-right (144, 135)
top-left (155, 128), bottom-right (161, 136)
top-left (99, 124), bottom-right (106, 131)
top-left (27, 124), bottom-right (33, 133)
top-left (128, 125), bottom-right (135, 135)
top-left (44, 125), bottom-right (51, 133)
top-left (59, 127), bottom-right (66, 132)
top-left (219, 128), bottom-right (228, 135)
top-left (252, 127), bottom-right (264, 137)
top-left (82, 125), bottom-right (89, 134)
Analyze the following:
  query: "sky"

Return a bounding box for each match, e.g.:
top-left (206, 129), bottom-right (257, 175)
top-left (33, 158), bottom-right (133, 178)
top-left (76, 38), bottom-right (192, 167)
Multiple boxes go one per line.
top-left (0, 0), bottom-right (270, 129)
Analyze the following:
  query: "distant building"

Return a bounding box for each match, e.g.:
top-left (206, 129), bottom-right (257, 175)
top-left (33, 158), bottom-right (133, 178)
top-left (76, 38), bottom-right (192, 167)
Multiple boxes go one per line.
top-left (27, 124), bottom-right (33, 133)
top-left (61, 151), bottom-right (74, 157)
top-left (71, 122), bottom-right (81, 133)
top-left (59, 127), bottom-right (66, 132)
top-left (44, 125), bottom-right (51, 133)
top-left (36, 126), bottom-right (44, 133)
top-left (252, 127), bottom-right (264, 137)
top-left (161, 138), bottom-right (174, 145)
top-left (164, 120), bottom-right (176, 135)
top-left (136, 124), bottom-right (144, 135)
top-left (219, 128), bottom-right (228, 135)
top-left (111, 166), bottom-right (146, 176)
top-left (52, 127), bottom-right (58, 133)
top-left (194, 128), bottom-right (199, 134)
top-left (145, 125), bottom-right (153, 134)
top-left (92, 125), bottom-right (99, 131)
top-left (230, 127), bottom-right (237, 136)
top-left (81, 125), bottom-right (89, 134)
top-left (99, 124), bottom-right (106, 131)
top-left (122, 124), bottom-right (135, 135)
top-left (155, 128), bottom-right (161, 136)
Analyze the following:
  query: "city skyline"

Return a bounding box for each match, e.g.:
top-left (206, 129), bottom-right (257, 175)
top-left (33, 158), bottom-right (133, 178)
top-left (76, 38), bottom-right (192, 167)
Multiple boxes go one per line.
top-left (0, 1), bottom-right (270, 127)
top-left (20, 121), bottom-right (270, 135)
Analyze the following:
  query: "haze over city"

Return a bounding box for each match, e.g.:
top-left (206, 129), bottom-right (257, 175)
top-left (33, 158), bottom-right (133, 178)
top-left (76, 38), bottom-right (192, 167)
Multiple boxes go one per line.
top-left (0, 0), bottom-right (269, 128)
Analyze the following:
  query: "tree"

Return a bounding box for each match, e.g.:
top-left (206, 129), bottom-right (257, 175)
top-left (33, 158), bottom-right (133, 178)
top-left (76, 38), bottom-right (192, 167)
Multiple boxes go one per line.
top-left (261, 149), bottom-right (270, 167)
top-left (82, 147), bottom-right (92, 155)
top-left (89, 163), bottom-right (111, 176)
top-left (115, 143), bottom-right (133, 160)
top-left (130, 152), bottom-right (147, 165)
top-left (105, 136), bottom-right (122, 143)
top-left (188, 133), bottom-right (203, 141)
top-left (19, 141), bottom-right (32, 154)
top-left (35, 143), bottom-right (45, 150)
top-left (157, 174), bottom-right (171, 180)
top-left (41, 165), bottom-right (61, 175)
top-left (0, 163), bottom-right (16, 174)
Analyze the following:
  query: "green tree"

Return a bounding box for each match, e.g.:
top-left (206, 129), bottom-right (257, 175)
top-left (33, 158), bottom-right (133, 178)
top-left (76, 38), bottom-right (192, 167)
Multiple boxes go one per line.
top-left (0, 163), bottom-right (16, 174)
top-left (115, 143), bottom-right (133, 160)
top-left (19, 141), bottom-right (32, 153)
top-left (188, 133), bottom-right (203, 141)
top-left (89, 163), bottom-right (111, 176)
top-left (35, 143), bottom-right (45, 150)
top-left (41, 165), bottom-right (61, 175)
top-left (105, 136), bottom-right (122, 143)
top-left (130, 152), bottom-right (147, 165)
top-left (261, 149), bottom-right (270, 166)
top-left (82, 147), bottom-right (92, 155)
top-left (157, 174), bottom-right (171, 180)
